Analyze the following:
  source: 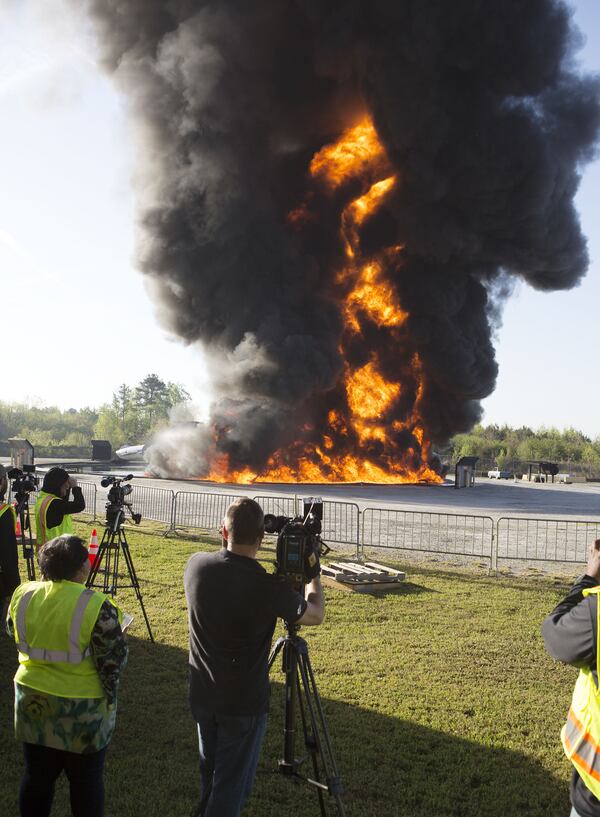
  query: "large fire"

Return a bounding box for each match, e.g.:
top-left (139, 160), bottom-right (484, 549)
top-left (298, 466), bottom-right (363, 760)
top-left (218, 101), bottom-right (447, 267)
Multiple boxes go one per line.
top-left (208, 116), bottom-right (441, 484)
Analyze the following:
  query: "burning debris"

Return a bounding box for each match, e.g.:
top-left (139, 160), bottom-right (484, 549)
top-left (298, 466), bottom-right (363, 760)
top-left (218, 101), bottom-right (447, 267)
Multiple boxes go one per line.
top-left (83, 0), bottom-right (599, 483)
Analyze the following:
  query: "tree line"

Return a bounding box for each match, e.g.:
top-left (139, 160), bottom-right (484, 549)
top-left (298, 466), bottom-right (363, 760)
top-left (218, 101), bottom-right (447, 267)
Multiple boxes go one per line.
top-left (450, 424), bottom-right (600, 469)
top-left (0, 374), bottom-right (190, 454)
top-left (1, 390), bottom-right (599, 467)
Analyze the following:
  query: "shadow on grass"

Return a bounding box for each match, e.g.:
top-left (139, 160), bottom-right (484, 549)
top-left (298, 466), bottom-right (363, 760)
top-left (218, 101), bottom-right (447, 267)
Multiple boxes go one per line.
top-left (335, 582), bottom-right (438, 599)
top-left (1, 631), bottom-right (568, 817)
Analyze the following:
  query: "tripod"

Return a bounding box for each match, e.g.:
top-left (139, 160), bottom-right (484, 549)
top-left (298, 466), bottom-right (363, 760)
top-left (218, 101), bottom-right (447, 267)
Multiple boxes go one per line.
top-left (14, 492), bottom-right (36, 580)
top-left (268, 621), bottom-right (346, 816)
top-left (86, 505), bottom-right (154, 641)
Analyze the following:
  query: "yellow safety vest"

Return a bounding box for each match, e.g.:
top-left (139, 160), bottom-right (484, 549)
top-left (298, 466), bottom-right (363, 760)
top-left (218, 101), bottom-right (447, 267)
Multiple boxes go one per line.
top-left (0, 501), bottom-right (16, 530)
top-left (9, 580), bottom-right (121, 699)
top-left (562, 587), bottom-right (600, 796)
top-left (34, 490), bottom-right (73, 548)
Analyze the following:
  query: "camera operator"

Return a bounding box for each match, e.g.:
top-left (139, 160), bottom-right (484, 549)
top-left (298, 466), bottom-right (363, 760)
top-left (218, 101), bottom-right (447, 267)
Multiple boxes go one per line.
top-left (34, 467), bottom-right (85, 548)
top-left (184, 497), bottom-right (324, 817)
top-left (542, 538), bottom-right (600, 817)
top-left (0, 464), bottom-right (20, 618)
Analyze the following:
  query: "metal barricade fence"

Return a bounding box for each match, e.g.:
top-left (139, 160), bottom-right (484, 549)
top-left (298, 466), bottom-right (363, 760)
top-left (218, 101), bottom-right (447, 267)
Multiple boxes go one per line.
top-left (51, 478), bottom-right (600, 571)
top-left (496, 516), bottom-right (600, 565)
top-left (320, 500), bottom-right (360, 551)
top-left (173, 491), bottom-right (244, 534)
top-left (361, 507), bottom-right (494, 567)
top-left (75, 481), bottom-right (97, 521)
top-left (126, 485), bottom-right (175, 529)
top-left (253, 495), bottom-right (300, 519)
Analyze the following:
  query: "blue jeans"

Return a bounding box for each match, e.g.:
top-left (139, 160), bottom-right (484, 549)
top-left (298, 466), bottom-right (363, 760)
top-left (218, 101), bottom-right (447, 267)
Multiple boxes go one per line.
top-left (195, 710), bottom-right (268, 817)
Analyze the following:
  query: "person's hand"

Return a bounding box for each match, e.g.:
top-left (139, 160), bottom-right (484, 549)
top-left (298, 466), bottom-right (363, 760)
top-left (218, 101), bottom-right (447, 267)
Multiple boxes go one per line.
top-left (586, 540), bottom-right (600, 580)
top-left (304, 541), bottom-right (321, 581)
top-left (68, 476), bottom-right (78, 489)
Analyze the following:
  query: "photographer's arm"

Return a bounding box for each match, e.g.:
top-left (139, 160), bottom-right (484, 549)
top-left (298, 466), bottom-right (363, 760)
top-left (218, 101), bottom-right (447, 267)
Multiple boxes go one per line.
top-left (297, 577), bottom-right (325, 626)
top-left (45, 487), bottom-right (86, 529)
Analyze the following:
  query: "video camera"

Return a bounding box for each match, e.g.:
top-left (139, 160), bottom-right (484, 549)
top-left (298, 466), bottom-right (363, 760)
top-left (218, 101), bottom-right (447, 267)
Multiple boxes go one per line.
top-left (8, 465), bottom-right (39, 499)
top-left (101, 474), bottom-right (142, 526)
top-left (265, 498), bottom-right (329, 588)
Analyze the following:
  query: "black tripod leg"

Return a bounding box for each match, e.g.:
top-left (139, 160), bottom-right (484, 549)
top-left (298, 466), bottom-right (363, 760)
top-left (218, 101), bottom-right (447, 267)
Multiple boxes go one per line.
top-left (295, 671), bottom-right (327, 816)
top-left (87, 529), bottom-right (111, 591)
top-left (271, 634), bottom-right (346, 816)
top-left (296, 650), bottom-right (346, 817)
top-left (280, 639), bottom-right (299, 774)
top-left (88, 526), bottom-right (153, 641)
top-left (24, 506), bottom-right (35, 581)
top-left (268, 637), bottom-right (286, 671)
top-left (18, 504), bottom-right (35, 580)
top-left (119, 530), bottom-right (154, 642)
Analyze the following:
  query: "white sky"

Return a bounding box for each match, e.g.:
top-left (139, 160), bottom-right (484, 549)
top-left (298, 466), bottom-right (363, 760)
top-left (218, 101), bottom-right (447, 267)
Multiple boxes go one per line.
top-left (1, 0), bottom-right (599, 436)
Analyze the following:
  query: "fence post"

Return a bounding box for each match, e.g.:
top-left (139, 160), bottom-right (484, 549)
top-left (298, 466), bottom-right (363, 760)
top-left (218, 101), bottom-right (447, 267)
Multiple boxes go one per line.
top-left (491, 518), bottom-right (499, 576)
top-left (92, 484), bottom-right (97, 523)
top-left (356, 508), bottom-right (362, 561)
top-left (163, 491), bottom-right (177, 537)
top-left (359, 508), bottom-right (365, 561)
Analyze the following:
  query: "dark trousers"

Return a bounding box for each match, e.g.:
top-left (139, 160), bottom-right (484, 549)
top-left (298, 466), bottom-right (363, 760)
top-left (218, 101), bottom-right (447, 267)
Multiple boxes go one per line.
top-left (195, 710), bottom-right (268, 817)
top-left (0, 531), bottom-right (20, 598)
top-left (19, 742), bottom-right (107, 817)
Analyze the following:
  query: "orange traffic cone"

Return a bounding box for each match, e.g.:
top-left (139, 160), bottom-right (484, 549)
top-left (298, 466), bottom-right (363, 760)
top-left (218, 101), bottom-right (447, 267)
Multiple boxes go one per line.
top-left (15, 514), bottom-right (22, 538)
top-left (88, 529), bottom-right (99, 568)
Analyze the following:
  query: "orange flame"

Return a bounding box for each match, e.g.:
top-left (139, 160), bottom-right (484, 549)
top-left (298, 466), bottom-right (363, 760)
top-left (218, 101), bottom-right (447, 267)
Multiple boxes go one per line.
top-left (310, 119), bottom-right (388, 187)
top-left (207, 115), bottom-right (441, 484)
top-left (344, 261), bottom-right (408, 332)
top-left (346, 359), bottom-right (400, 419)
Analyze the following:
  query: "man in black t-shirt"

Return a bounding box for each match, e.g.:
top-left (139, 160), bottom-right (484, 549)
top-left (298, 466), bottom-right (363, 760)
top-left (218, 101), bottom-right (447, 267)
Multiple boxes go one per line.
top-left (184, 497), bottom-right (325, 817)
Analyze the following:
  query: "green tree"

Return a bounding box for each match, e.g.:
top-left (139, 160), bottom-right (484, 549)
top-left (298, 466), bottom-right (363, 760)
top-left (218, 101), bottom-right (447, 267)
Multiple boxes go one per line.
top-left (112, 384), bottom-right (133, 432)
top-left (94, 406), bottom-right (126, 449)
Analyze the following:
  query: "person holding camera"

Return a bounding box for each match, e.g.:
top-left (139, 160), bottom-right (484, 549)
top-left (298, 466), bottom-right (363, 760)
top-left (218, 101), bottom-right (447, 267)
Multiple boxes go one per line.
top-left (184, 497), bottom-right (325, 817)
top-left (0, 463), bottom-right (20, 618)
top-left (34, 467), bottom-right (85, 548)
top-left (542, 539), bottom-right (600, 817)
top-left (6, 534), bottom-right (128, 817)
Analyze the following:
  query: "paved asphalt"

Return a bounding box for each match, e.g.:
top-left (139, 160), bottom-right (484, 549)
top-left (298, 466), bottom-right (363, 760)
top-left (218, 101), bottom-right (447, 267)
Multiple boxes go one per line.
top-left (86, 471), bottom-right (600, 521)
top-left (4, 457), bottom-right (599, 520)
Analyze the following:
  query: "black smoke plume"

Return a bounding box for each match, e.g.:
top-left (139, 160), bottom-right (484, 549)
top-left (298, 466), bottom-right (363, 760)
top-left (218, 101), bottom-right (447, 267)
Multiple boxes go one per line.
top-left (83, 0), bottom-right (599, 479)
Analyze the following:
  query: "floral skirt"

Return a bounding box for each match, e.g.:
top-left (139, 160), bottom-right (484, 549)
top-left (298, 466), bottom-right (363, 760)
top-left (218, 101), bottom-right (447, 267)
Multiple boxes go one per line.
top-left (14, 682), bottom-right (116, 753)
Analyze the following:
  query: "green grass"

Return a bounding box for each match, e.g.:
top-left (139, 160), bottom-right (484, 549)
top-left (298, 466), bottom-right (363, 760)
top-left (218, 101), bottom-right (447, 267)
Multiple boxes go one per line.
top-left (0, 523), bottom-right (579, 816)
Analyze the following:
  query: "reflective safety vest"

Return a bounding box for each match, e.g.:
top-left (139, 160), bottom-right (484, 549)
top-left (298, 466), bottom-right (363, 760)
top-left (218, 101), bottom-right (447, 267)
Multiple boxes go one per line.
top-left (562, 587), bottom-right (600, 797)
top-left (0, 500), bottom-right (16, 531)
top-left (34, 490), bottom-right (73, 548)
top-left (9, 580), bottom-right (120, 699)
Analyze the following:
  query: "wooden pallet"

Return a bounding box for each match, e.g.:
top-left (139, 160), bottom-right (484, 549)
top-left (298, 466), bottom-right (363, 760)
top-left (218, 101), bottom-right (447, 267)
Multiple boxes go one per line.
top-left (321, 560), bottom-right (406, 592)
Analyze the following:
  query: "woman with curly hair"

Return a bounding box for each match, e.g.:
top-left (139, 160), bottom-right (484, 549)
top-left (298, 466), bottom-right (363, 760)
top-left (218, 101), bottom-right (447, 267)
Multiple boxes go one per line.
top-left (6, 534), bottom-right (128, 817)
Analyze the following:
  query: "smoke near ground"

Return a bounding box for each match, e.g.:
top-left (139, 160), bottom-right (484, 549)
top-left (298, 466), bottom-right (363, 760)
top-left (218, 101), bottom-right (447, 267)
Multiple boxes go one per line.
top-left (82, 0), bottom-right (600, 478)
